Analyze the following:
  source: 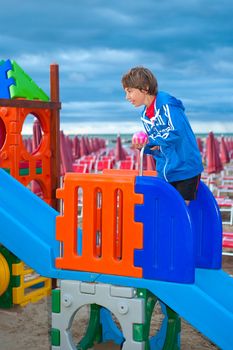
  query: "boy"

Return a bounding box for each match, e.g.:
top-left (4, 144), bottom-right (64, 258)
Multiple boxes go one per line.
top-left (121, 66), bottom-right (203, 204)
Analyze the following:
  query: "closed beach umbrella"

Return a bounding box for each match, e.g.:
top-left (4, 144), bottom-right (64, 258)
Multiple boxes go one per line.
top-left (220, 136), bottom-right (230, 164)
top-left (80, 137), bottom-right (88, 157)
top-left (85, 137), bottom-right (92, 154)
top-left (92, 138), bottom-right (99, 152)
top-left (26, 137), bottom-right (33, 153)
top-left (196, 137), bottom-right (203, 155)
top-left (73, 135), bottom-right (80, 159)
top-left (115, 134), bottom-right (126, 161)
top-left (60, 131), bottom-right (73, 174)
top-left (32, 119), bottom-right (42, 152)
top-left (146, 155), bottom-right (156, 171)
top-left (206, 132), bottom-right (223, 174)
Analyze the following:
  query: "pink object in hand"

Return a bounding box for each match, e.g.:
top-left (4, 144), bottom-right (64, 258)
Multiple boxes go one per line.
top-left (132, 131), bottom-right (148, 145)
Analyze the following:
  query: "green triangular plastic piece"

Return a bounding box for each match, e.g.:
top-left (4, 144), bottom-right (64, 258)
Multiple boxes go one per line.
top-left (8, 60), bottom-right (49, 101)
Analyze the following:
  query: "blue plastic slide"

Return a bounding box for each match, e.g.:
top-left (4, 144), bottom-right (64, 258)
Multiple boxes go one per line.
top-left (0, 168), bottom-right (59, 276)
top-left (0, 169), bottom-right (99, 281)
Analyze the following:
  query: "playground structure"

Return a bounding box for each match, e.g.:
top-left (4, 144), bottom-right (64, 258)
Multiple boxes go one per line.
top-left (1, 61), bottom-right (233, 349)
top-left (0, 59), bottom-right (60, 307)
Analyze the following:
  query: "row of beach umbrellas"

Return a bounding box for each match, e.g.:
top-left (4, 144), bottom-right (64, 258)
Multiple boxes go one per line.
top-left (197, 132), bottom-right (233, 175)
top-left (60, 131), bottom-right (107, 175)
top-left (20, 119), bottom-right (232, 177)
top-left (59, 131), bottom-right (156, 174)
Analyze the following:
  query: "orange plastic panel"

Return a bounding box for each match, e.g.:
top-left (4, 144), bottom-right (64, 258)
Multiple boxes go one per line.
top-left (56, 173), bottom-right (144, 278)
top-left (0, 106), bottom-right (54, 204)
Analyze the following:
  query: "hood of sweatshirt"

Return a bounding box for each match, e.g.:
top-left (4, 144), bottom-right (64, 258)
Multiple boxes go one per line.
top-left (156, 91), bottom-right (185, 111)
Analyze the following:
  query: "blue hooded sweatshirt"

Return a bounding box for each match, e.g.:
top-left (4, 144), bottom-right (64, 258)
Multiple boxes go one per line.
top-left (142, 91), bottom-right (204, 182)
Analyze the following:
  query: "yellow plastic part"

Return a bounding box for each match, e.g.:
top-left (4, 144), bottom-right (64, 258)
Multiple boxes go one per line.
top-left (0, 253), bottom-right (10, 296)
top-left (12, 261), bottom-right (51, 307)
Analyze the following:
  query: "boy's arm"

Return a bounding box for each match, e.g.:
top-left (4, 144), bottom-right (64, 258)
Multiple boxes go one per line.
top-left (144, 144), bottom-right (161, 155)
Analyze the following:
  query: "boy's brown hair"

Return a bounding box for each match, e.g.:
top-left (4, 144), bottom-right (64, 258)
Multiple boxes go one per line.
top-left (121, 66), bottom-right (158, 95)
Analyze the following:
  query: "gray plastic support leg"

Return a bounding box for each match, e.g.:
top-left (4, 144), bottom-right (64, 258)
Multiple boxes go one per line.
top-left (52, 280), bottom-right (146, 350)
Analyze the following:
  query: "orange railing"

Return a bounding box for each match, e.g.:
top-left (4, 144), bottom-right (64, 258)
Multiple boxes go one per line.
top-left (56, 172), bottom-right (144, 278)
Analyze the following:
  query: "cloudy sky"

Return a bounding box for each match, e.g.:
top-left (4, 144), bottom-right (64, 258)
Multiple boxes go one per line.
top-left (1, 0), bottom-right (233, 134)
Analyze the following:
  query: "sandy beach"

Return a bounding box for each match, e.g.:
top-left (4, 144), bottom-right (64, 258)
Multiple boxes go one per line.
top-left (0, 296), bottom-right (223, 350)
top-left (0, 293), bottom-right (222, 350)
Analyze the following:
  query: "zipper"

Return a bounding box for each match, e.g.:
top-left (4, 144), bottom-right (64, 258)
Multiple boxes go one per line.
top-left (142, 108), bottom-right (169, 180)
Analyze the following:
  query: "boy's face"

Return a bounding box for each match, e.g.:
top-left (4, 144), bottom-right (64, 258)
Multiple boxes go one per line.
top-left (124, 87), bottom-right (147, 107)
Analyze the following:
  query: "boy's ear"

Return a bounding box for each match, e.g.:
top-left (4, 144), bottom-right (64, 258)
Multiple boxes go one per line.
top-left (141, 88), bottom-right (149, 94)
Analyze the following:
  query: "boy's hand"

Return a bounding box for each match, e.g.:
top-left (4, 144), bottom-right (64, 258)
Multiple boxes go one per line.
top-left (132, 131), bottom-right (148, 149)
top-left (132, 142), bottom-right (147, 150)
top-left (150, 145), bottom-right (160, 151)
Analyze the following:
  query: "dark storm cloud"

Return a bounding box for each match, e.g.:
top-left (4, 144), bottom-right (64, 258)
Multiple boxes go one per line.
top-left (1, 0), bottom-right (233, 132)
